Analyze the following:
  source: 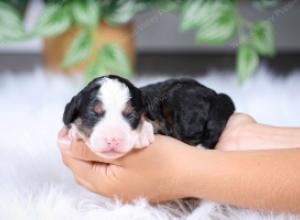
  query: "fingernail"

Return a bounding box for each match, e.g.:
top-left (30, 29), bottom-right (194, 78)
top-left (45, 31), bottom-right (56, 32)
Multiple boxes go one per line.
top-left (58, 138), bottom-right (71, 150)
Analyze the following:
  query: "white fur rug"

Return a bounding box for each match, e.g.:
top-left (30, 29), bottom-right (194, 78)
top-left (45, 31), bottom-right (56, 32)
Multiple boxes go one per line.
top-left (0, 68), bottom-right (299, 220)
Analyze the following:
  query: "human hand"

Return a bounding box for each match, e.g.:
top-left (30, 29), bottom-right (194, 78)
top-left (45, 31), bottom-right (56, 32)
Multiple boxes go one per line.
top-left (58, 127), bottom-right (196, 202)
top-left (57, 113), bottom-right (256, 202)
top-left (58, 114), bottom-right (300, 213)
top-left (215, 113), bottom-right (257, 151)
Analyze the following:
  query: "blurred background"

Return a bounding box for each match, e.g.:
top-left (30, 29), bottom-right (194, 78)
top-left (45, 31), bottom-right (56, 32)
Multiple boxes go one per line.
top-left (0, 0), bottom-right (299, 75)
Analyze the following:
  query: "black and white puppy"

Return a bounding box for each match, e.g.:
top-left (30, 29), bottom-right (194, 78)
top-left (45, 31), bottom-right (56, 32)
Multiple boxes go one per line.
top-left (63, 75), bottom-right (154, 159)
top-left (63, 75), bottom-right (235, 159)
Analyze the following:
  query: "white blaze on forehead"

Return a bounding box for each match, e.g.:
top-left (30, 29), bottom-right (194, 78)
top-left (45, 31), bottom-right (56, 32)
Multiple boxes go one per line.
top-left (97, 78), bottom-right (130, 115)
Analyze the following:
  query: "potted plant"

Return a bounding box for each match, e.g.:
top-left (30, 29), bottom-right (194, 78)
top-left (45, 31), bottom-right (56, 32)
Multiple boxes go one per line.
top-left (0, 0), bottom-right (277, 83)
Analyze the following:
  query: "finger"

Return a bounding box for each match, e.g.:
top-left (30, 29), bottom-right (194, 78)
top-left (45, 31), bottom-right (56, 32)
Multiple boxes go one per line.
top-left (61, 153), bottom-right (116, 197)
top-left (69, 139), bottom-right (101, 161)
top-left (58, 126), bottom-right (68, 139)
top-left (62, 153), bottom-right (114, 183)
top-left (61, 152), bottom-right (94, 176)
top-left (57, 126), bottom-right (71, 150)
top-left (74, 174), bottom-right (112, 198)
top-left (73, 175), bottom-right (95, 192)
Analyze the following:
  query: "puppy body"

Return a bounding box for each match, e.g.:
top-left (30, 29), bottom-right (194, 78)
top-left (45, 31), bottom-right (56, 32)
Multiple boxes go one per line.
top-left (63, 75), bottom-right (235, 159)
top-left (141, 78), bottom-right (235, 149)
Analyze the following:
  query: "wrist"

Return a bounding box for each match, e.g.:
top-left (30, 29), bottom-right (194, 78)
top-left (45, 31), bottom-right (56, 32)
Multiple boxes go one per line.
top-left (177, 147), bottom-right (212, 199)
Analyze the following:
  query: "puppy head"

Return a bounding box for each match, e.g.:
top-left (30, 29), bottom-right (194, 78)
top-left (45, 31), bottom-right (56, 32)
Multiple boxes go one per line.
top-left (63, 75), bottom-right (144, 159)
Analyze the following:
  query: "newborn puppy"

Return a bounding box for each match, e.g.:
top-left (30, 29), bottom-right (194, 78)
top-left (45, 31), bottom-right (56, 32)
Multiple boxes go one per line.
top-left (63, 75), bottom-right (154, 159)
top-left (63, 75), bottom-right (235, 159)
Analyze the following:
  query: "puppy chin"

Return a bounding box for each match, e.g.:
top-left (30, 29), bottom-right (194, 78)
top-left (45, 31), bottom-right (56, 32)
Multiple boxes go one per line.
top-left (87, 141), bottom-right (134, 160)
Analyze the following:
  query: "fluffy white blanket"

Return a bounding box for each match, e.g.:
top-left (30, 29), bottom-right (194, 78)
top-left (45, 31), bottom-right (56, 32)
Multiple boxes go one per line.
top-left (0, 68), bottom-right (299, 220)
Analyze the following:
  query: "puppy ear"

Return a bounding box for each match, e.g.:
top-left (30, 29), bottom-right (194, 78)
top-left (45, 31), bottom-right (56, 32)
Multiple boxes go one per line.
top-left (63, 79), bottom-right (101, 127)
top-left (63, 94), bottom-right (82, 128)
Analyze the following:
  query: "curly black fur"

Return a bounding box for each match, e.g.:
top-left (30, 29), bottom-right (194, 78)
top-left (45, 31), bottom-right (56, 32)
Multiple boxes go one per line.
top-left (141, 78), bottom-right (235, 149)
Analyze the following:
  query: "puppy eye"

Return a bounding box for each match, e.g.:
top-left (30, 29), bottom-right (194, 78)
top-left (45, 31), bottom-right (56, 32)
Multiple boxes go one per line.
top-left (122, 105), bottom-right (134, 118)
top-left (123, 111), bottom-right (133, 118)
top-left (94, 103), bottom-right (105, 116)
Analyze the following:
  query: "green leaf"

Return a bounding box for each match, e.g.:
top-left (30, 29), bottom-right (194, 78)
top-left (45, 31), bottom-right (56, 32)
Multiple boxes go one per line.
top-left (71, 0), bottom-right (100, 28)
top-left (251, 21), bottom-right (275, 56)
top-left (180, 0), bottom-right (205, 31)
top-left (196, 7), bottom-right (236, 44)
top-left (180, 1), bottom-right (236, 32)
top-left (63, 29), bottom-right (92, 67)
top-left (104, 1), bottom-right (136, 25)
top-left (32, 4), bottom-right (71, 37)
top-left (95, 43), bottom-right (132, 78)
top-left (84, 61), bottom-right (105, 83)
top-left (237, 45), bottom-right (259, 84)
top-left (0, 2), bottom-right (25, 42)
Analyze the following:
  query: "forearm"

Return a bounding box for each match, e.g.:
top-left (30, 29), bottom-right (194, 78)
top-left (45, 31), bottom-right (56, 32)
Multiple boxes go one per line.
top-left (236, 124), bottom-right (300, 150)
top-left (216, 113), bottom-right (300, 151)
top-left (182, 148), bottom-right (300, 213)
top-left (230, 124), bottom-right (300, 150)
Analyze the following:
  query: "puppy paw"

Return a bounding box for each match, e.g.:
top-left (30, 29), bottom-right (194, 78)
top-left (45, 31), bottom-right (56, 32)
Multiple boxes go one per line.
top-left (135, 121), bottom-right (155, 149)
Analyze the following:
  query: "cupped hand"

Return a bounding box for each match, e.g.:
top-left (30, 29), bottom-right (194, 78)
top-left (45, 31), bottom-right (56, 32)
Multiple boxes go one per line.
top-left (57, 113), bottom-right (256, 202)
top-left (58, 127), bottom-right (195, 202)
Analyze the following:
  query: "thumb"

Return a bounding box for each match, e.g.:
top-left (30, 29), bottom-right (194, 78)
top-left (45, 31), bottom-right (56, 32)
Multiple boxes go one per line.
top-left (57, 126), bottom-right (71, 150)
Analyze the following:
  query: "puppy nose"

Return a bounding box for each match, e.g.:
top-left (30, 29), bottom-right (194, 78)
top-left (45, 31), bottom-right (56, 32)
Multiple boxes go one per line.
top-left (105, 138), bottom-right (121, 149)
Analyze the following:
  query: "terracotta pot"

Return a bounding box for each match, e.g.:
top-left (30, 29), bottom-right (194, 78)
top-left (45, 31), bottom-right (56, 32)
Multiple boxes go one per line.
top-left (43, 22), bottom-right (135, 74)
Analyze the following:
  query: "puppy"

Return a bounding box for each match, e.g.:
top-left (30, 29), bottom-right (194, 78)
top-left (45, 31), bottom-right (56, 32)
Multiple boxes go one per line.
top-left (63, 75), bottom-right (154, 159)
top-left (63, 75), bottom-right (235, 159)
